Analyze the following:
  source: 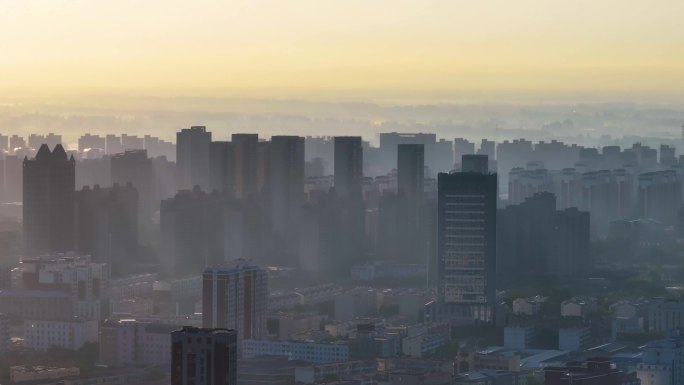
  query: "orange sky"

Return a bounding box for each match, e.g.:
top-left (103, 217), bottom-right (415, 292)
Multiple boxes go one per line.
top-left (1, 0), bottom-right (683, 100)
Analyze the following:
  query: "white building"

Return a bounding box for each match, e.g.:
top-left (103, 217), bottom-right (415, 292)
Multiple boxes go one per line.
top-left (202, 261), bottom-right (269, 341)
top-left (98, 319), bottom-right (179, 367)
top-left (558, 326), bottom-right (591, 351)
top-left (504, 326), bottom-right (535, 350)
top-left (20, 253), bottom-right (109, 302)
top-left (512, 296), bottom-right (547, 316)
top-left (637, 333), bottom-right (684, 385)
top-left (648, 299), bottom-right (684, 333)
top-left (560, 297), bottom-right (597, 318)
top-left (241, 339), bottom-right (349, 363)
top-left (24, 318), bottom-right (98, 351)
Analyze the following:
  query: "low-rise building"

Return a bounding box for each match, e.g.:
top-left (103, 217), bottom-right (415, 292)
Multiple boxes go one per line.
top-left (545, 357), bottom-right (640, 385)
top-left (561, 297), bottom-right (597, 318)
top-left (456, 349), bottom-right (521, 373)
top-left (647, 298), bottom-right (684, 333)
top-left (10, 366), bottom-right (79, 383)
top-left (558, 326), bottom-right (591, 351)
top-left (98, 319), bottom-right (179, 367)
top-left (512, 296), bottom-right (547, 316)
top-left (295, 361), bottom-right (376, 384)
top-left (637, 332), bottom-right (684, 385)
top-left (0, 289), bottom-right (73, 320)
top-left (504, 325), bottom-right (535, 350)
top-left (24, 318), bottom-right (98, 351)
top-left (241, 339), bottom-right (350, 364)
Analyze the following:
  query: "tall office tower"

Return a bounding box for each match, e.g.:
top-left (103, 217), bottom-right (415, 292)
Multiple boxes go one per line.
top-left (395, 144), bottom-right (427, 263)
top-left (75, 184), bottom-right (138, 268)
top-left (9, 135), bottom-right (26, 153)
top-left (334, 136), bottom-right (363, 200)
top-left (177, 126), bottom-right (212, 191)
top-left (171, 326), bottom-right (237, 385)
top-left (398, 144), bottom-right (424, 201)
top-left (209, 141), bottom-right (234, 194)
top-left (105, 135), bottom-right (124, 155)
top-left (202, 261), bottom-right (268, 340)
top-left (232, 134), bottom-right (259, 198)
top-left (269, 136), bottom-right (304, 247)
top-left (78, 134), bottom-right (106, 152)
top-left (436, 155), bottom-right (497, 322)
top-left (110, 150), bottom-right (155, 227)
top-left (23, 144), bottom-right (76, 256)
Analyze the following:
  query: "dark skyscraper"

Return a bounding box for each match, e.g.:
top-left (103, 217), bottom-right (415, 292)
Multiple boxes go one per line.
top-left (177, 126), bottom-right (212, 191)
top-left (269, 136), bottom-right (304, 250)
top-left (397, 144), bottom-right (424, 201)
top-left (110, 150), bottom-right (155, 227)
top-left (462, 154), bottom-right (489, 174)
top-left (23, 144), bottom-right (76, 256)
top-left (232, 133), bottom-right (259, 199)
top-left (171, 326), bottom-right (237, 385)
top-left (334, 136), bottom-right (363, 200)
top-left (436, 155), bottom-right (497, 322)
top-left (75, 184), bottom-right (138, 270)
top-left (209, 141), bottom-right (234, 194)
top-left (394, 143), bottom-right (427, 263)
top-left (160, 188), bottom-right (226, 275)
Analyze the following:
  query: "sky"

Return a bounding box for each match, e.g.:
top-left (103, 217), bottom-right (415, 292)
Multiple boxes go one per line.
top-left (1, 0), bottom-right (683, 101)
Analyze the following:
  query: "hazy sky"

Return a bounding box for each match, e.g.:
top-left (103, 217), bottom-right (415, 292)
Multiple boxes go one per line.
top-left (1, 0), bottom-right (683, 100)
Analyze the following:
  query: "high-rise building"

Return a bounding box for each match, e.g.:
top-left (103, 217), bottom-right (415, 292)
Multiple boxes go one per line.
top-left (202, 260), bottom-right (268, 341)
top-left (0, 134), bottom-right (8, 152)
top-left (78, 134), bottom-right (106, 152)
top-left (209, 141), bottom-right (234, 194)
top-left (498, 192), bottom-right (590, 284)
top-left (397, 144), bottom-right (424, 201)
top-left (269, 136), bottom-right (304, 247)
top-left (23, 144), bottom-right (76, 256)
top-left (454, 138), bottom-right (475, 165)
top-left (435, 155), bottom-right (497, 322)
top-left (160, 188), bottom-right (226, 275)
top-left (334, 136), bottom-right (363, 200)
top-left (232, 134), bottom-right (259, 199)
top-left (9, 135), bottom-right (26, 153)
top-left (110, 150), bottom-right (155, 226)
top-left (177, 126), bottom-right (212, 191)
top-left (171, 326), bottom-right (238, 385)
top-left (105, 135), bottom-right (124, 155)
top-left (462, 154), bottom-right (489, 174)
top-left (75, 184), bottom-right (138, 268)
